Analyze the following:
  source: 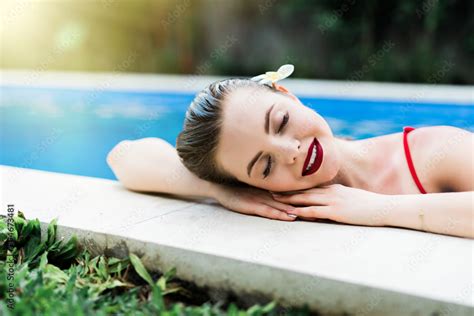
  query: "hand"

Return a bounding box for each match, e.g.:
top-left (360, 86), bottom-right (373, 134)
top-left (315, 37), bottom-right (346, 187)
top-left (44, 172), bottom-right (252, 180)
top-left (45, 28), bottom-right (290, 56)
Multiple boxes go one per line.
top-left (214, 185), bottom-right (298, 221)
top-left (272, 184), bottom-right (389, 226)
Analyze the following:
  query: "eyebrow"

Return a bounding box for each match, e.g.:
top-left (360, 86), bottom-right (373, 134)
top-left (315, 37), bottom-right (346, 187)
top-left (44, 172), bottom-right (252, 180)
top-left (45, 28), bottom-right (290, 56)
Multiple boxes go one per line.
top-left (264, 103), bottom-right (274, 134)
top-left (247, 103), bottom-right (275, 177)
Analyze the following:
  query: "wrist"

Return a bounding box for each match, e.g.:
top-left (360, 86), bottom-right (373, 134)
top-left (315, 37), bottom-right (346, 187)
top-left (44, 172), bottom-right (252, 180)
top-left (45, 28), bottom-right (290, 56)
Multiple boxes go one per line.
top-left (206, 181), bottom-right (224, 200)
top-left (381, 194), bottom-right (422, 229)
top-left (375, 194), bottom-right (400, 227)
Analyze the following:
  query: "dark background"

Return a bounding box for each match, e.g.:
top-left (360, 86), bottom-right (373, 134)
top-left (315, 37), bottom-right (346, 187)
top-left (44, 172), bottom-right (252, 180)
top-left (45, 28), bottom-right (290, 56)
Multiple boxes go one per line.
top-left (1, 0), bottom-right (472, 84)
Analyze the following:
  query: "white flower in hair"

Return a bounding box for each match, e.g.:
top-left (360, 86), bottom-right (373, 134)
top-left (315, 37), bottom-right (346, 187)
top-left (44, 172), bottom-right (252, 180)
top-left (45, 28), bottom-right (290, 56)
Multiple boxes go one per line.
top-left (250, 64), bottom-right (294, 87)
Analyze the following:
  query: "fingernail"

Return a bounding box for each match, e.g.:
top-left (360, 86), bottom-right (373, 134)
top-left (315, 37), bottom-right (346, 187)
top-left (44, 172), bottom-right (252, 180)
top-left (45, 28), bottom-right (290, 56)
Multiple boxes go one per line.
top-left (287, 214), bottom-right (297, 218)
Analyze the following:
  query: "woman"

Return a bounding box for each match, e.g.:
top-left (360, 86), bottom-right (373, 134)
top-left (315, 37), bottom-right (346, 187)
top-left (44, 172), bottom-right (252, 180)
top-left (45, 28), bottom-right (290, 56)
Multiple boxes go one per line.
top-left (107, 65), bottom-right (473, 238)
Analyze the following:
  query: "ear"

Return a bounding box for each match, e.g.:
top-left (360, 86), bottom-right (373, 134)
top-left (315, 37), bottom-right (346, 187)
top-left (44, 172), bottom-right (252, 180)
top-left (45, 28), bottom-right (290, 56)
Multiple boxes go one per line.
top-left (273, 83), bottom-right (298, 101)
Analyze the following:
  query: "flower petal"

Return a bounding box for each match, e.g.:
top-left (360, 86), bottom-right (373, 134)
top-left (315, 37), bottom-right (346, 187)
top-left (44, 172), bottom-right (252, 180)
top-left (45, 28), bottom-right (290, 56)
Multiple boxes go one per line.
top-left (263, 71), bottom-right (278, 82)
top-left (250, 74), bottom-right (266, 81)
top-left (277, 64), bottom-right (294, 79)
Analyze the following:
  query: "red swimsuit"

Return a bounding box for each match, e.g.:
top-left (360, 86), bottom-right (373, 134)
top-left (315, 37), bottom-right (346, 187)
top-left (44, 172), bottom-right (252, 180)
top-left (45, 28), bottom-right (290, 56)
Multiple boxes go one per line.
top-left (403, 126), bottom-right (427, 194)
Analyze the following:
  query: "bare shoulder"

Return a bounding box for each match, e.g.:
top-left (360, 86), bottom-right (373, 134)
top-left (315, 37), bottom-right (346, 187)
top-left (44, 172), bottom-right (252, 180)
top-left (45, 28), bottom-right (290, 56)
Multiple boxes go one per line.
top-left (408, 125), bottom-right (473, 192)
top-left (409, 125), bottom-right (472, 147)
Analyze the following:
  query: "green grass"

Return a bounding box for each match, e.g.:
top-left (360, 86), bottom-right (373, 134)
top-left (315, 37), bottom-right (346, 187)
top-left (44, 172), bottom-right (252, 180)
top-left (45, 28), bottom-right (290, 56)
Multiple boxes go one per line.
top-left (0, 212), bottom-right (313, 316)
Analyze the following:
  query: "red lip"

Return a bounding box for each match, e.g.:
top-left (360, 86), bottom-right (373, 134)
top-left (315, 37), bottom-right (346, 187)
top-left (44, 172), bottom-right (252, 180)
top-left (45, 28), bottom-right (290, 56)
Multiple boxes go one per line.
top-left (302, 138), bottom-right (323, 176)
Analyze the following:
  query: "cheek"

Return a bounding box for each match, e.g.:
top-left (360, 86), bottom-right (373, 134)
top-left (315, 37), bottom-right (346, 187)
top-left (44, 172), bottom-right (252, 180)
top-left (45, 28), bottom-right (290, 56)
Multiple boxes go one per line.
top-left (269, 178), bottom-right (313, 192)
top-left (294, 108), bottom-right (321, 135)
top-left (267, 169), bottom-right (302, 191)
top-left (318, 139), bottom-right (340, 180)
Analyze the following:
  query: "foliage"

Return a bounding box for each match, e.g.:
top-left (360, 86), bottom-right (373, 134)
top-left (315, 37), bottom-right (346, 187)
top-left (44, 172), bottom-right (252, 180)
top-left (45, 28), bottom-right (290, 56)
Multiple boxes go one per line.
top-left (1, 0), bottom-right (471, 84)
top-left (0, 212), bottom-right (312, 315)
top-left (207, 0), bottom-right (473, 84)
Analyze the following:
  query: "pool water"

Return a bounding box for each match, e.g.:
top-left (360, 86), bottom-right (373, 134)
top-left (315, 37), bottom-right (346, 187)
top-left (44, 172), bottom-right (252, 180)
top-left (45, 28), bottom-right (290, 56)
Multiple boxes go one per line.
top-left (1, 85), bottom-right (473, 180)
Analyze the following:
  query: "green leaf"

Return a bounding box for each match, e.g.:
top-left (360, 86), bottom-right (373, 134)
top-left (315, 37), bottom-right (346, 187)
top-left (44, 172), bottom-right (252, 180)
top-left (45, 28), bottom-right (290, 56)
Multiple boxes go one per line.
top-left (18, 218), bottom-right (41, 245)
top-left (163, 267), bottom-right (177, 280)
top-left (50, 235), bottom-right (80, 262)
top-left (261, 301), bottom-right (276, 313)
top-left (97, 256), bottom-right (108, 280)
top-left (227, 303), bottom-right (238, 316)
top-left (129, 253), bottom-right (154, 287)
top-left (156, 266), bottom-right (177, 290)
top-left (247, 304), bottom-right (263, 316)
top-left (46, 218), bottom-right (58, 247)
top-left (156, 275), bottom-right (166, 291)
top-left (18, 210), bottom-right (26, 219)
top-left (65, 268), bottom-right (78, 292)
top-left (171, 303), bottom-right (184, 314)
top-left (114, 262), bottom-right (124, 276)
top-left (39, 251), bottom-right (48, 269)
top-left (13, 216), bottom-right (26, 238)
top-left (163, 287), bottom-right (182, 295)
top-left (23, 236), bottom-right (45, 263)
top-left (107, 257), bottom-right (129, 274)
top-left (0, 220), bottom-right (9, 245)
top-left (106, 279), bottom-right (128, 289)
top-left (88, 256), bottom-right (99, 274)
top-left (107, 257), bottom-right (123, 265)
top-left (150, 284), bottom-right (165, 311)
top-left (44, 264), bottom-right (69, 284)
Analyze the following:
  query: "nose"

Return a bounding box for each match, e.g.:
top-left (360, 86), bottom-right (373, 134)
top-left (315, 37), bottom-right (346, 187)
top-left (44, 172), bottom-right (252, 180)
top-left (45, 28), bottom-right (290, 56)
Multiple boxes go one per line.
top-left (274, 139), bottom-right (301, 164)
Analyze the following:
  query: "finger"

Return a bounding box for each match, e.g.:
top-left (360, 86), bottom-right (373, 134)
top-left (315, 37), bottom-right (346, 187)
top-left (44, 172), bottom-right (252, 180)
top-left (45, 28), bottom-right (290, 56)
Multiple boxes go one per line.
top-left (254, 205), bottom-right (297, 221)
top-left (296, 215), bottom-right (319, 222)
top-left (260, 199), bottom-right (299, 220)
top-left (286, 206), bottom-right (331, 219)
top-left (270, 189), bottom-right (305, 195)
top-left (272, 192), bottom-right (330, 205)
top-left (270, 186), bottom-right (330, 195)
top-left (306, 186), bottom-right (332, 193)
top-left (264, 198), bottom-right (297, 213)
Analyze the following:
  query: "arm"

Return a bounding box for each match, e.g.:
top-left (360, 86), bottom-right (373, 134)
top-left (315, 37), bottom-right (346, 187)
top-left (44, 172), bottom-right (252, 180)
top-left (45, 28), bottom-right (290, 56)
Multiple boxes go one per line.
top-left (431, 126), bottom-right (473, 191)
top-left (384, 192), bottom-right (474, 238)
top-left (106, 138), bottom-right (219, 199)
top-left (106, 138), bottom-right (297, 221)
top-left (273, 185), bottom-right (473, 238)
top-left (387, 126), bottom-right (473, 237)
top-left (272, 126), bottom-right (474, 236)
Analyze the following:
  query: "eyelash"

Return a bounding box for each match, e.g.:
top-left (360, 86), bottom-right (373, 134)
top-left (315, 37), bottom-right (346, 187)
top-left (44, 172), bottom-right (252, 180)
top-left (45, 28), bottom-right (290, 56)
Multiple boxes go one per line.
top-left (277, 113), bottom-right (289, 133)
top-left (263, 113), bottom-right (290, 178)
top-left (263, 156), bottom-right (272, 178)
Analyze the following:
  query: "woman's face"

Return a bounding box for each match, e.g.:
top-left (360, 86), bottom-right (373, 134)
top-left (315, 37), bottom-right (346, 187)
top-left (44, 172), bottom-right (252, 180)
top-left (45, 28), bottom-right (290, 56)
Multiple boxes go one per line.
top-left (215, 86), bottom-right (341, 192)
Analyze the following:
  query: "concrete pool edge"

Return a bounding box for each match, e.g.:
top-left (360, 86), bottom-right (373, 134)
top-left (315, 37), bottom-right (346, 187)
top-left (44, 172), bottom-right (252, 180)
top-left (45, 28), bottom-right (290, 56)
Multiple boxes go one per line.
top-left (38, 223), bottom-right (473, 315)
top-left (1, 69), bottom-right (473, 105)
top-left (1, 165), bottom-right (473, 315)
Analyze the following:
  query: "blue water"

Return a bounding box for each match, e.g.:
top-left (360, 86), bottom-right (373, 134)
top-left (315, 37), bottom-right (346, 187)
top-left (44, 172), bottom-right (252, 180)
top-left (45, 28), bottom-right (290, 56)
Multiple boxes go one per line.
top-left (1, 85), bottom-right (473, 180)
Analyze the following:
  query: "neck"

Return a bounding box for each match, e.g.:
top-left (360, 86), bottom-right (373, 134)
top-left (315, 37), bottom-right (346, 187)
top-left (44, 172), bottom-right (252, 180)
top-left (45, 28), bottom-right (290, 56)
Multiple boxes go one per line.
top-left (322, 136), bottom-right (378, 190)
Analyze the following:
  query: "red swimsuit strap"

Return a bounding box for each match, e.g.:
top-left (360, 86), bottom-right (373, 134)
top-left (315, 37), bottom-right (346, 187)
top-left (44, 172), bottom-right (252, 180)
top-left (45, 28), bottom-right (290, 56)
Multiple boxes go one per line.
top-left (403, 126), bottom-right (427, 194)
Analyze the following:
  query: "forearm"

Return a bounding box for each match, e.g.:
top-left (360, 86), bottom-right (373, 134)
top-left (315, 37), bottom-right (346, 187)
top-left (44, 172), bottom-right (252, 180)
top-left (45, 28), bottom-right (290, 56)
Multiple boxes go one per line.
top-left (143, 158), bottom-right (220, 199)
top-left (384, 192), bottom-right (474, 238)
top-left (107, 138), bottom-right (221, 199)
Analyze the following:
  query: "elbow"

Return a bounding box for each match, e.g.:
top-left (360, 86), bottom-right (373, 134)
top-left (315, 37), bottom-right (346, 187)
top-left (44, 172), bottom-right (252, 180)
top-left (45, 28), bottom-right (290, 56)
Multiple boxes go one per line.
top-left (107, 140), bottom-right (138, 189)
top-left (107, 140), bottom-right (132, 169)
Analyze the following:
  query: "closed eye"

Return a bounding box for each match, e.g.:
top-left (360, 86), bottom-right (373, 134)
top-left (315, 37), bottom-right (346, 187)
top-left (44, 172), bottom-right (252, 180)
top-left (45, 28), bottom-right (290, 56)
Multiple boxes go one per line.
top-left (277, 113), bottom-right (289, 133)
top-left (263, 113), bottom-right (289, 178)
top-left (263, 155), bottom-right (272, 178)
